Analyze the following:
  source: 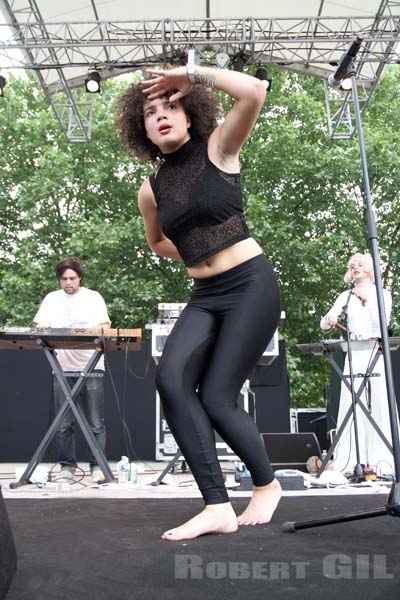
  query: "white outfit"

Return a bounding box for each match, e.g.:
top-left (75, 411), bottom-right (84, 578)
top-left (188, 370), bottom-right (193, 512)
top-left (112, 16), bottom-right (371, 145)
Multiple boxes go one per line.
top-left (33, 287), bottom-right (110, 371)
top-left (321, 283), bottom-right (398, 475)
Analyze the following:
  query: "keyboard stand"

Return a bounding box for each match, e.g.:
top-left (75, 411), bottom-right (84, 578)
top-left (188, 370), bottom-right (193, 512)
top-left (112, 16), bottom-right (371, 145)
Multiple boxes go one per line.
top-left (10, 339), bottom-right (116, 488)
top-left (317, 341), bottom-right (394, 476)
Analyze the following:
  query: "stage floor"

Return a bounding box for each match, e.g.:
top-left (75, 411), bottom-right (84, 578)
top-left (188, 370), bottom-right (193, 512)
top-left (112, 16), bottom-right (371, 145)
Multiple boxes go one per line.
top-left (3, 491), bottom-right (400, 600)
top-left (2, 462), bottom-right (399, 600)
top-left (0, 461), bottom-right (395, 500)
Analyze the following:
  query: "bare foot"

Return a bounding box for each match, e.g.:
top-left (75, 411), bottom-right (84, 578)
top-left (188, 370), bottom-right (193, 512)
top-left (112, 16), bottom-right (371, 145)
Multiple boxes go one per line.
top-left (237, 478), bottom-right (282, 525)
top-left (161, 502), bottom-right (238, 541)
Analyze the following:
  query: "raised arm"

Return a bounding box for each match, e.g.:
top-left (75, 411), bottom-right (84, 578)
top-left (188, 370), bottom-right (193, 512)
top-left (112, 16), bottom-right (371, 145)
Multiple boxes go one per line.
top-left (138, 178), bottom-right (182, 261)
top-left (142, 65), bottom-right (267, 166)
top-left (201, 66), bottom-right (267, 160)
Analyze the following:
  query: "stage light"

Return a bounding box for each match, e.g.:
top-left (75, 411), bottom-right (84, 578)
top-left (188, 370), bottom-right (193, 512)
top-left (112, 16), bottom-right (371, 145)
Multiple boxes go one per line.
top-left (255, 68), bottom-right (272, 91)
top-left (216, 52), bottom-right (230, 69)
top-left (85, 71), bottom-right (101, 94)
top-left (199, 46), bottom-right (216, 65)
top-left (339, 75), bottom-right (352, 92)
top-left (232, 51), bottom-right (250, 72)
top-left (171, 50), bottom-right (187, 65)
top-left (0, 75), bottom-right (7, 98)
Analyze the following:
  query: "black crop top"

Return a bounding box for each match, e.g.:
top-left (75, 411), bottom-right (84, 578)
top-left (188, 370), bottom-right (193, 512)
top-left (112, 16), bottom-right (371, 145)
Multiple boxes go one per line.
top-left (149, 139), bottom-right (251, 267)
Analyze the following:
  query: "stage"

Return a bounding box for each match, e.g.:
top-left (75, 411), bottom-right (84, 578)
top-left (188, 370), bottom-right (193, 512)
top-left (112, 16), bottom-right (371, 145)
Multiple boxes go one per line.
top-left (1, 462), bottom-right (399, 600)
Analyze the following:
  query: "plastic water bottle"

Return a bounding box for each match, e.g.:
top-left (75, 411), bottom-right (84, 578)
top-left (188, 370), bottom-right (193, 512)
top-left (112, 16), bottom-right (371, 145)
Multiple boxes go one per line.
top-left (130, 462), bottom-right (138, 484)
top-left (117, 456), bottom-right (129, 484)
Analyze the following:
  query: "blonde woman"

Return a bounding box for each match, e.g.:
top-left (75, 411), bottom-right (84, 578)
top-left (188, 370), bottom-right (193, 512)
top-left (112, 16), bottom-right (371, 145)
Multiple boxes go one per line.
top-left (321, 252), bottom-right (395, 476)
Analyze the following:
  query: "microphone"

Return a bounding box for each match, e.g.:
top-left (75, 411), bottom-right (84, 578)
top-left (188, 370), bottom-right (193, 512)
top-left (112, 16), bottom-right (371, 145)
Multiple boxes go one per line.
top-left (351, 275), bottom-right (366, 288)
top-left (351, 276), bottom-right (367, 305)
top-left (327, 33), bottom-right (364, 88)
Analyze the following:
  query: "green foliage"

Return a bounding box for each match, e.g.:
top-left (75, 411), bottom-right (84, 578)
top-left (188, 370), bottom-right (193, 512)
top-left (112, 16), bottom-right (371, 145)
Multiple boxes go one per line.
top-left (1, 67), bottom-right (400, 407)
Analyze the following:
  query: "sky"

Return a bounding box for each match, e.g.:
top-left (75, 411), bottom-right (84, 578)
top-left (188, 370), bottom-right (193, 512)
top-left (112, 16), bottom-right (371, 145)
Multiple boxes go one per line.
top-left (0, 13), bottom-right (26, 76)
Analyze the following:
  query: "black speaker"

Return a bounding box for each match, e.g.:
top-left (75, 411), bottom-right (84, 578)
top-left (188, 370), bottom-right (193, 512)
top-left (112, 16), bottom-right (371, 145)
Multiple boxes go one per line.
top-left (0, 486), bottom-right (17, 600)
top-left (296, 409), bottom-right (329, 452)
top-left (261, 432), bottom-right (322, 472)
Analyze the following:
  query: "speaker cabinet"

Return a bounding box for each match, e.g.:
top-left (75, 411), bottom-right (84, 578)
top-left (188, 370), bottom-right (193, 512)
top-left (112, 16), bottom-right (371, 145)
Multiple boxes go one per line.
top-left (155, 386), bottom-right (255, 460)
top-left (0, 486), bottom-right (17, 600)
top-left (261, 432), bottom-right (322, 472)
top-left (291, 408), bottom-right (328, 452)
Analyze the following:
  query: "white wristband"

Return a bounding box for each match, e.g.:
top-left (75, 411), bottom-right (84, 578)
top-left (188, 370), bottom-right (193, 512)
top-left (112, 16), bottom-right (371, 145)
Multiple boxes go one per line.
top-left (187, 48), bottom-right (196, 84)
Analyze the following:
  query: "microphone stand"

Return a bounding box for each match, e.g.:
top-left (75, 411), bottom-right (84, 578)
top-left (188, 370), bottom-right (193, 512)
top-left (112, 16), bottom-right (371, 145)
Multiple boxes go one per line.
top-left (283, 58), bottom-right (400, 532)
top-left (340, 287), bottom-right (364, 481)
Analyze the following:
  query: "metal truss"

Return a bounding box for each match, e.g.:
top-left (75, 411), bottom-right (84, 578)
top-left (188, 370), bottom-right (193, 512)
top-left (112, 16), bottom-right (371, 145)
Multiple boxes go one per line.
top-left (1, 0), bottom-right (400, 141)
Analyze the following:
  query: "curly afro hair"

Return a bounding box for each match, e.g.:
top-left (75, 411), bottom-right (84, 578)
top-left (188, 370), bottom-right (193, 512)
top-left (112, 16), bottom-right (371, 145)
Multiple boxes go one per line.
top-left (115, 75), bottom-right (220, 164)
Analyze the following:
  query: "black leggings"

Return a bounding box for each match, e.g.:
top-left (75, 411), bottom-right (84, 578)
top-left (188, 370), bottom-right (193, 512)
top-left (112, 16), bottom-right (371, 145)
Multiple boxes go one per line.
top-left (156, 254), bottom-right (281, 504)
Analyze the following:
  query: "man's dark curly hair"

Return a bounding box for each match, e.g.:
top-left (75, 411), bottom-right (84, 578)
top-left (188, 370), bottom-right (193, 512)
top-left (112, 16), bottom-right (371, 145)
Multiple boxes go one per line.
top-left (115, 78), bottom-right (220, 163)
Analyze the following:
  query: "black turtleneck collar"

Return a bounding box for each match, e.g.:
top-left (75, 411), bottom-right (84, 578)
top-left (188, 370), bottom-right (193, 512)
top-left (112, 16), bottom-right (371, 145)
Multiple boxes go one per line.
top-left (161, 138), bottom-right (195, 165)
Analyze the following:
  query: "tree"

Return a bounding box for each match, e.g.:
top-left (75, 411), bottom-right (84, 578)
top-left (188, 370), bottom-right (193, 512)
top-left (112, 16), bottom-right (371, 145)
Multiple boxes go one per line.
top-left (0, 74), bottom-right (191, 329)
top-left (1, 67), bottom-right (400, 407)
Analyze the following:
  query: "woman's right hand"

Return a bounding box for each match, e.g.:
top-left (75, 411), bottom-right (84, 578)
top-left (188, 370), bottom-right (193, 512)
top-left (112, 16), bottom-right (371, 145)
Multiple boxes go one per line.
top-left (142, 67), bottom-right (193, 102)
top-left (325, 315), bottom-right (338, 328)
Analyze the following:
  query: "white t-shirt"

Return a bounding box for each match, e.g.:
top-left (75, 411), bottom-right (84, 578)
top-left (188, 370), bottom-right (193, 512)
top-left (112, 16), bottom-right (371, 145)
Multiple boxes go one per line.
top-left (33, 287), bottom-right (110, 371)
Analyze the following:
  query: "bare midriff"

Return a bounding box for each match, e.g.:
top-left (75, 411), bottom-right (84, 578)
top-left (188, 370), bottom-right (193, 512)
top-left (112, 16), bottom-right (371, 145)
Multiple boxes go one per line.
top-left (187, 238), bottom-right (263, 279)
